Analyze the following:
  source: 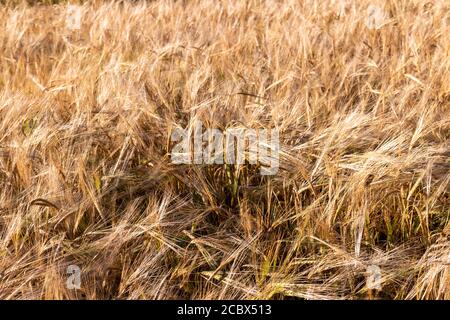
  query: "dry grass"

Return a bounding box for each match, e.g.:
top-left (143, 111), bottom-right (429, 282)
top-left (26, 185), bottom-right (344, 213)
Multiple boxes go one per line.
top-left (0, 0), bottom-right (449, 300)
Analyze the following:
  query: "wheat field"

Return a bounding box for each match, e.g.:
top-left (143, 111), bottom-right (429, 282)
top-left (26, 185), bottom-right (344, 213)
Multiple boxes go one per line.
top-left (0, 0), bottom-right (448, 299)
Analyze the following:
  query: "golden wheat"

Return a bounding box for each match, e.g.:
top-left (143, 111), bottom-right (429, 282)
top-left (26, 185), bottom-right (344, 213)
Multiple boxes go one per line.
top-left (0, 0), bottom-right (448, 299)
